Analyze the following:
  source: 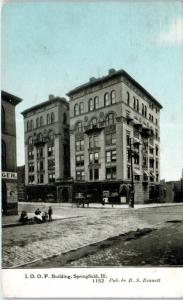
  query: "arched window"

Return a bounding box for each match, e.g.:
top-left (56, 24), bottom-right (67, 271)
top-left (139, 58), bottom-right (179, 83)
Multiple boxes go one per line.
top-left (38, 133), bottom-right (43, 142)
top-left (30, 120), bottom-right (34, 130)
top-left (91, 118), bottom-right (97, 128)
top-left (77, 121), bottom-right (83, 133)
top-left (40, 116), bottom-right (44, 126)
top-left (48, 130), bottom-right (54, 142)
top-left (47, 114), bottom-right (50, 125)
top-left (144, 105), bottom-right (147, 117)
top-left (63, 112), bottom-right (67, 124)
top-left (111, 90), bottom-right (116, 104)
top-left (74, 103), bottom-right (79, 116)
top-left (127, 92), bottom-right (130, 106)
top-left (36, 117), bottom-right (40, 128)
top-left (1, 140), bottom-right (6, 170)
top-left (136, 99), bottom-right (139, 112)
top-left (94, 96), bottom-right (99, 109)
top-left (142, 103), bottom-right (144, 116)
top-left (79, 102), bottom-right (84, 114)
top-left (104, 93), bottom-right (110, 106)
top-left (51, 112), bottom-right (55, 123)
top-left (28, 136), bottom-right (33, 145)
top-left (27, 120), bottom-right (30, 131)
top-left (1, 106), bottom-right (5, 132)
top-left (106, 113), bottom-right (115, 126)
top-left (133, 97), bottom-right (136, 110)
top-left (88, 98), bottom-right (94, 111)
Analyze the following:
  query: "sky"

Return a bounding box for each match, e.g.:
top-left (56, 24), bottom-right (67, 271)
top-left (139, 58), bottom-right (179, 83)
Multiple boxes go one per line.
top-left (2, 0), bottom-right (183, 181)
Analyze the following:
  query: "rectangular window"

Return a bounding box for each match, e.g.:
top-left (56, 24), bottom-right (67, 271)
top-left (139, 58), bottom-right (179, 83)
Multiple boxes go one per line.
top-left (156, 159), bottom-right (159, 169)
top-left (134, 175), bottom-right (140, 181)
top-left (76, 171), bottom-right (84, 181)
top-left (75, 140), bottom-right (84, 152)
top-left (37, 160), bottom-right (44, 171)
top-left (48, 173), bottom-right (55, 183)
top-left (94, 152), bottom-right (99, 164)
top-left (28, 163), bottom-right (34, 172)
top-left (89, 153), bottom-right (93, 164)
top-left (93, 136), bottom-right (99, 148)
top-left (28, 175), bottom-right (34, 184)
top-left (28, 150), bottom-right (34, 160)
top-left (48, 159), bottom-right (55, 171)
top-left (127, 165), bottom-right (131, 179)
top-left (89, 169), bottom-right (93, 181)
top-left (37, 147), bottom-right (43, 158)
top-left (134, 155), bottom-right (139, 165)
top-left (111, 150), bottom-right (116, 162)
top-left (48, 146), bottom-right (55, 157)
top-left (149, 147), bottom-right (154, 155)
top-left (89, 136), bottom-right (93, 149)
top-left (38, 174), bottom-right (44, 184)
top-left (94, 168), bottom-right (99, 180)
top-left (149, 159), bottom-right (154, 168)
top-left (105, 133), bottom-right (116, 145)
top-left (76, 155), bottom-right (84, 167)
top-left (126, 131), bottom-right (130, 146)
top-left (106, 167), bottom-right (116, 179)
top-left (106, 151), bottom-right (111, 163)
top-left (156, 146), bottom-right (159, 156)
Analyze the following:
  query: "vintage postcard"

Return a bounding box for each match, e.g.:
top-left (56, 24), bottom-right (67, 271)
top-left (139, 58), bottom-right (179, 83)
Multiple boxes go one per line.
top-left (1, 0), bottom-right (183, 298)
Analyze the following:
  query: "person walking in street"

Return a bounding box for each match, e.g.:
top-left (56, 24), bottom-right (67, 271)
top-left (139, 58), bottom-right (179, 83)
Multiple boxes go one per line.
top-left (48, 206), bottom-right (53, 221)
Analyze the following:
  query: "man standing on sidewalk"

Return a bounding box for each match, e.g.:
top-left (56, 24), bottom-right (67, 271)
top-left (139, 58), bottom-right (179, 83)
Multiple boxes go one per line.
top-left (48, 206), bottom-right (53, 222)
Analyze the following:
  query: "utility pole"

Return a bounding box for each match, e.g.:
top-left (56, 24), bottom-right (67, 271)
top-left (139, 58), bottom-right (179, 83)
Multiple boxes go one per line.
top-left (129, 138), bottom-right (135, 208)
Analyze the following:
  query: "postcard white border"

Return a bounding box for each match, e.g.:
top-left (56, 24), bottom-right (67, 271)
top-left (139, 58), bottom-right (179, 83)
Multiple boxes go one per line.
top-left (2, 267), bottom-right (183, 298)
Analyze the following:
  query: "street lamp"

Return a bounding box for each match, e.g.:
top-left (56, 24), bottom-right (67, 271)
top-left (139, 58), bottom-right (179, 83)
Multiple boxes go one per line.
top-left (128, 138), bottom-right (141, 208)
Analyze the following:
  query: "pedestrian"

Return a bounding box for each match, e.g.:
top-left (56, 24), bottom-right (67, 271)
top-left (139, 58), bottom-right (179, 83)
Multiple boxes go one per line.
top-left (48, 206), bottom-right (53, 221)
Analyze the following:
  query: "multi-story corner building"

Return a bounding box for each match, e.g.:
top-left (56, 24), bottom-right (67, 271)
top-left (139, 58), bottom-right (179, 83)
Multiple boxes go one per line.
top-left (67, 69), bottom-right (163, 203)
top-left (21, 95), bottom-right (70, 202)
top-left (1, 91), bottom-right (22, 215)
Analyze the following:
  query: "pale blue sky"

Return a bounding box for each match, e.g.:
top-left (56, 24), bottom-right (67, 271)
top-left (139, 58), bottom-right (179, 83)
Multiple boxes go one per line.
top-left (2, 1), bottom-right (183, 180)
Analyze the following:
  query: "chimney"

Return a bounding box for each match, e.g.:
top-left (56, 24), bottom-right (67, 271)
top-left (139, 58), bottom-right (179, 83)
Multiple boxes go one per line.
top-left (108, 68), bottom-right (116, 75)
top-left (49, 94), bottom-right (54, 101)
top-left (89, 77), bottom-right (97, 83)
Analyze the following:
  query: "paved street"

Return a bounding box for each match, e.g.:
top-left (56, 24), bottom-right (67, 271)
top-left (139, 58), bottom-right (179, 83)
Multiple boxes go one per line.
top-left (66, 221), bottom-right (183, 267)
top-left (2, 203), bottom-right (183, 268)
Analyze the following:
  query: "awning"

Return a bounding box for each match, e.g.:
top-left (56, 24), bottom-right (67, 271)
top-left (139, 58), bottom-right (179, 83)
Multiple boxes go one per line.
top-left (134, 169), bottom-right (142, 176)
top-left (143, 170), bottom-right (150, 176)
top-left (150, 172), bottom-right (155, 177)
top-left (133, 137), bottom-right (141, 144)
top-left (133, 119), bottom-right (142, 127)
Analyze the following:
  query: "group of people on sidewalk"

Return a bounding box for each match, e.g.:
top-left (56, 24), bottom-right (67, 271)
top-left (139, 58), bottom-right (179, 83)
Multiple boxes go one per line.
top-left (19, 206), bottom-right (53, 224)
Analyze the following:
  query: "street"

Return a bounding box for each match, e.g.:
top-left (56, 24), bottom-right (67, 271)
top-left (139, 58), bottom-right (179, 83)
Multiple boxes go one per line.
top-left (2, 203), bottom-right (183, 268)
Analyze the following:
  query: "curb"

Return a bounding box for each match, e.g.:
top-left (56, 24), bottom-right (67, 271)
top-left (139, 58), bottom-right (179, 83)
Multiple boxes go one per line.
top-left (2, 215), bottom-right (85, 228)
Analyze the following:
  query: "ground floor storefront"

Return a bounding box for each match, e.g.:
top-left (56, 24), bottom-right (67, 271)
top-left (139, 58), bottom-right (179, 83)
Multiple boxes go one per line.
top-left (2, 173), bottom-right (18, 215)
top-left (23, 180), bottom-right (166, 204)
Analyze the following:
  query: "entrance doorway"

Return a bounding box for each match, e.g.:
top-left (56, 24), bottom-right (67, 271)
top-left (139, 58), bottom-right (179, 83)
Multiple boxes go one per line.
top-left (61, 188), bottom-right (69, 202)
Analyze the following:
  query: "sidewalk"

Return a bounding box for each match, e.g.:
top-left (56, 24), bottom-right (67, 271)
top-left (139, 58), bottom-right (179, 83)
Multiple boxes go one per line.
top-left (2, 202), bottom-right (183, 227)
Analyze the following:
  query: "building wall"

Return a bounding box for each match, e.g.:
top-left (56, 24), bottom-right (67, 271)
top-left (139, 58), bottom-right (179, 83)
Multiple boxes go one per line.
top-left (1, 92), bottom-right (21, 215)
top-left (23, 98), bottom-right (70, 191)
top-left (68, 70), bottom-right (162, 203)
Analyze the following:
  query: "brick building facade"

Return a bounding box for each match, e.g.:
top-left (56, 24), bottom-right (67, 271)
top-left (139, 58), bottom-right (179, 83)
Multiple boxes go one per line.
top-left (21, 95), bottom-right (70, 202)
top-left (66, 69), bottom-right (163, 203)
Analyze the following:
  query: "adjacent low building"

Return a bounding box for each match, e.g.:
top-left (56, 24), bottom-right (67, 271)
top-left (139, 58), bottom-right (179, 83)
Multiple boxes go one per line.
top-left (21, 95), bottom-right (70, 202)
top-left (65, 69), bottom-right (163, 203)
top-left (1, 91), bottom-right (22, 215)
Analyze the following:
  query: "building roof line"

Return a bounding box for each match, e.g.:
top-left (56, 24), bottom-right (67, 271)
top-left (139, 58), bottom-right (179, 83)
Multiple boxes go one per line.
top-left (2, 90), bottom-right (22, 106)
top-left (21, 97), bottom-right (68, 116)
top-left (67, 69), bottom-right (163, 109)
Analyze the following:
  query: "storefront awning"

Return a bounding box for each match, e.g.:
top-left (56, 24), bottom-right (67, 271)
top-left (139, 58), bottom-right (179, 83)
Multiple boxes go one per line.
top-left (134, 169), bottom-right (142, 176)
top-left (150, 172), bottom-right (155, 177)
top-left (143, 170), bottom-right (150, 176)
